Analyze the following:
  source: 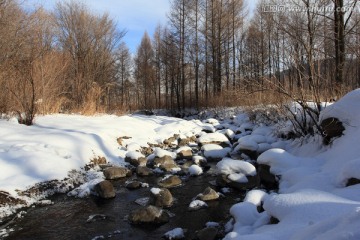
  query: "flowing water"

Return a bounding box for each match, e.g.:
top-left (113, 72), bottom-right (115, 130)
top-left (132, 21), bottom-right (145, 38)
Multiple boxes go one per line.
top-left (5, 169), bottom-right (243, 240)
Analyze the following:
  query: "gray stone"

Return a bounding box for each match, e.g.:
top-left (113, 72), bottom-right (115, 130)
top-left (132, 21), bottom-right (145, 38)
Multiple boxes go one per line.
top-left (126, 181), bottom-right (142, 190)
top-left (94, 180), bottom-right (115, 199)
top-left (160, 163), bottom-right (180, 172)
top-left (150, 188), bottom-right (173, 207)
top-left (158, 175), bottom-right (182, 188)
top-left (136, 166), bottom-right (153, 176)
top-left (125, 156), bottom-right (147, 167)
top-left (320, 117), bottom-right (345, 144)
top-left (103, 166), bottom-right (131, 180)
top-left (196, 227), bottom-right (218, 240)
top-left (153, 156), bottom-right (176, 167)
top-left (128, 205), bottom-right (170, 225)
top-left (197, 187), bottom-right (219, 201)
top-left (177, 149), bottom-right (193, 160)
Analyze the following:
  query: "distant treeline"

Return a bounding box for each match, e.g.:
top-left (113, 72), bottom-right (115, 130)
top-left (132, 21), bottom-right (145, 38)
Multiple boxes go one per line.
top-left (0, 0), bottom-right (359, 125)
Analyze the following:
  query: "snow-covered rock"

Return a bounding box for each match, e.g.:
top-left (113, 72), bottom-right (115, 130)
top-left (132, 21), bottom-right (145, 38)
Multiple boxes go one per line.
top-left (188, 164), bottom-right (203, 176)
top-left (198, 132), bottom-right (231, 147)
top-left (189, 200), bottom-right (208, 210)
top-left (202, 144), bottom-right (231, 160)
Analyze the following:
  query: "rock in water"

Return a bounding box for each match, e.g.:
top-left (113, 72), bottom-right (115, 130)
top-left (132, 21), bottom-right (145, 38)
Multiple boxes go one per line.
top-left (136, 166), bottom-right (153, 176)
top-left (128, 205), bottom-right (170, 225)
top-left (150, 188), bottom-right (173, 207)
top-left (103, 166), bottom-right (131, 180)
top-left (125, 180), bottom-right (142, 190)
top-left (196, 227), bottom-right (218, 240)
top-left (197, 187), bottom-right (219, 201)
top-left (94, 180), bottom-right (115, 199)
top-left (158, 175), bottom-right (182, 188)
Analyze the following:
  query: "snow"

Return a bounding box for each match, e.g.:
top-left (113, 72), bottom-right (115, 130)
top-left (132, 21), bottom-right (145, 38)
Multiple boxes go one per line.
top-left (202, 144), bottom-right (231, 159)
top-left (319, 88), bottom-right (360, 125)
top-left (198, 132), bottom-right (230, 145)
top-left (150, 187), bottom-right (161, 195)
top-left (125, 151), bottom-right (145, 160)
top-left (2, 89), bottom-right (360, 239)
top-left (0, 114), bottom-right (203, 218)
top-left (337, 158), bottom-right (360, 186)
top-left (225, 89), bottom-right (360, 240)
top-left (163, 227), bottom-right (185, 240)
top-left (188, 164), bottom-right (203, 176)
top-left (216, 158), bottom-right (257, 182)
top-left (243, 190), bottom-right (268, 206)
top-left (126, 142), bottom-right (142, 152)
top-left (153, 147), bottom-right (177, 159)
top-left (189, 200), bottom-right (208, 210)
top-left (193, 155), bottom-right (206, 165)
top-left (175, 146), bottom-right (192, 154)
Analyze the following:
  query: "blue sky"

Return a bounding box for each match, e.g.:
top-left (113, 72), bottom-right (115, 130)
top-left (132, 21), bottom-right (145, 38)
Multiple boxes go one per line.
top-left (24, 0), bottom-right (257, 53)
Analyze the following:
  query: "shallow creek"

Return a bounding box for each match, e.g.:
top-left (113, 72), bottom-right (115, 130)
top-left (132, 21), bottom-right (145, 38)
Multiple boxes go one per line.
top-left (5, 167), bottom-right (243, 240)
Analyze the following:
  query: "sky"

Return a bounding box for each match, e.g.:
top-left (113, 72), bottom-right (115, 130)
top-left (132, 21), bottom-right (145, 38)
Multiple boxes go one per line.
top-left (24, 0), bottom-right (257, 54)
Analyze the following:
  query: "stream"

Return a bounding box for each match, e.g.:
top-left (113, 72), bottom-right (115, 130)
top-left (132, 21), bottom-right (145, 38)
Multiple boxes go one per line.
top-left (5, 167), bottom-right (244, 240)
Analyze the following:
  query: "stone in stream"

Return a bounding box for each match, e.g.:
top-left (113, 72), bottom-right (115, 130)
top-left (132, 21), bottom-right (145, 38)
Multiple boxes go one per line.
top-left (153, 155), bottom-right (176, 167)
top-left (103, 166), bottom-right (131, 180)
top-left (93, 180), bottom-right (116, 199)
top-left (195, 227), bottom-right (218, 240)
top-left (176, 147), bottom-right (193, 160)
top-left (128, 205), bottom-right (170, 225)
top-left (150, 187), bottom-right (173, 208)
top-left (158, 175), bottom-right (182, 188)
top-left (125, 152), bottom-right (147, 167)
top-left (136, 166), bottom-right (153, 176)
top-left (197, 187), bottom-right (219, 201)
top-left (125, 180), bottom-right (142, 190)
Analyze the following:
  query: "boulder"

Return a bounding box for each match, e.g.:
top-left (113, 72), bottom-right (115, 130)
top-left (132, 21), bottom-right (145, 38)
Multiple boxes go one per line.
top-left (153, 156), bottom-right (176, 167)
top-left (125, 156), bottom-right (147, 167)
top-left (258, 164), bottom-right (279, 189)
top-left (128, 205), bottom-right (170, 225)
top-left (103, 166), bottom-right (131, 180)
top-left (196, 227), bottom-right (218, 240)
top-left (158, 175), bottom-right (182, 188)
top-left (320, 117), bottom-right (345, 144)
top-left (94, 180), bottom-right (116, 199)
top-left (177, 149), bottom-right (193, 160)
top-left (136, 166), bottom-right (153, 176)
top-left (160, 163), bottom-right (181, 172)
top-left (150, 188), bottom-right (173, 207)
top-left (178, 138), bottom-right (191, 147)
top-left (346, 178), bottom-right (360, 187)
top-left (126, 180), bottom-right (142, 190)
top-left (197, 187), bottom-right (219, 201)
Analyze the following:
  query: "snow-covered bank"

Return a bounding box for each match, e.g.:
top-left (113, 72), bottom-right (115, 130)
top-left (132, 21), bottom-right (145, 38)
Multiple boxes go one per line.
top-left (225, 90), bottom-right (360, 240)
top-left (0, 114), bottom-right (203, 215)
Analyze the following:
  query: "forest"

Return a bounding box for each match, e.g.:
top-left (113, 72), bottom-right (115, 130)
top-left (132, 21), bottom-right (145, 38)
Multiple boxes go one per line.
top-left (0, 0), bottom-right (359, 125)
